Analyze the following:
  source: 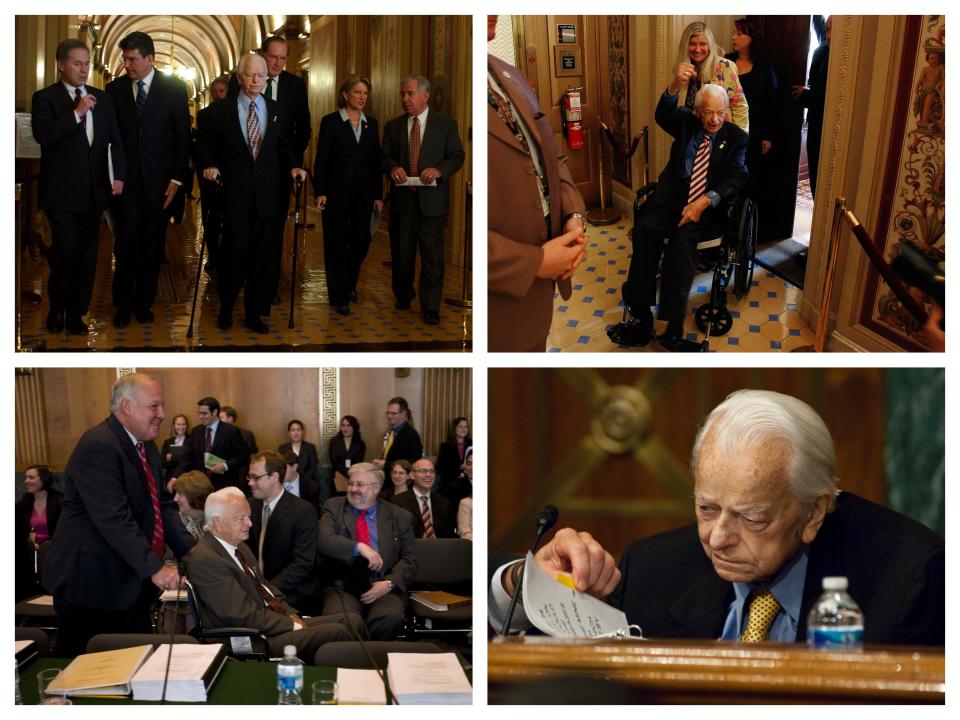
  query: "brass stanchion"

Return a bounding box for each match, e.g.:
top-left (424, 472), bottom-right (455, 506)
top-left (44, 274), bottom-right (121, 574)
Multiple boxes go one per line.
top-left (444, 181), bottom-right (472, 309)
top-left (586, 126), bottom-right (620, 226)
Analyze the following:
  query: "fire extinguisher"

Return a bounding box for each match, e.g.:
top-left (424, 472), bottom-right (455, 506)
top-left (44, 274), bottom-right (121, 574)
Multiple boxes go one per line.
top-left (561, 86), bottom-right (584, 150)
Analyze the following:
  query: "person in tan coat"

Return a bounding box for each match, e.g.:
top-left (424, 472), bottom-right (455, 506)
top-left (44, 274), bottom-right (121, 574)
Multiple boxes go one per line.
top-left (487, 15), bottom-right (587, 352)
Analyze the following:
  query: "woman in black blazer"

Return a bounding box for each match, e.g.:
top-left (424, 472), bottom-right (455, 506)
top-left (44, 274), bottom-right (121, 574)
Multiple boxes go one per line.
top-left (313, 74), bottom-right (383, 315)
top-left (328, 415), bottom-right (366, 480)
top-left (17, 465), bottom-right (64, 545)
top-left (279, 419), bottom-right (319, 485)
top-left (160, 414), bottom-right (194, 490)
top-left (436, 416), bottom-right (472, 503)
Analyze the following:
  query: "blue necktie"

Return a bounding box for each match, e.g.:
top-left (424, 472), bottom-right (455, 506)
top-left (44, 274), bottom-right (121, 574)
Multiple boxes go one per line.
top-left (135, 79), bottom-right (147, 121)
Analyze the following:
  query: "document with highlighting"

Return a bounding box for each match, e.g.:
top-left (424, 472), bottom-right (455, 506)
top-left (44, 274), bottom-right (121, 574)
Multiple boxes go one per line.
top-left (522, 551), bottom-right (629, 638)
top-left (47, 644), bottom-right (153, 696)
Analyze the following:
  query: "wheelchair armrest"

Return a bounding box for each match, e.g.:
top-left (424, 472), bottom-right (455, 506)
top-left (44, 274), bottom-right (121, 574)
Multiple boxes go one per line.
top-left (199, 627), bottom-right (268, 640)
top-left (635, 182), bottom-right (657, 200)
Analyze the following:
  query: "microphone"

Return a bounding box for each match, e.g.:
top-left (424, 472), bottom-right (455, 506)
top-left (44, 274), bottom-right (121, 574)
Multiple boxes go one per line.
top-left (160, 560), bottom-right (185, 703)
top-left (499, 505), bottom-right (559, 636)
top-left (333, 580), bottom-right (393, 704)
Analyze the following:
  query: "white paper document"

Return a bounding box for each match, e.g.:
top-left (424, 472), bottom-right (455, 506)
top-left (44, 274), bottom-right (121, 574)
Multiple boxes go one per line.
top-left (522, 551), bottom-right (630, 638)
top-left (131, 643), bottom-right (226, 702)
top-left (337, 668), bottom-right (387, 705)
top-left (386, 652), bottom-right (471, 704)
top-left (397, 177), bottom-right (437, 187)
top-left (26, 594), bottom-right (55, 606)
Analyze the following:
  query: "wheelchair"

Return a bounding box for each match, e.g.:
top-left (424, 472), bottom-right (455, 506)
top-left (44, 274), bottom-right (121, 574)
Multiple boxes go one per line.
top-left (610, 182), bottom-right (758, 352)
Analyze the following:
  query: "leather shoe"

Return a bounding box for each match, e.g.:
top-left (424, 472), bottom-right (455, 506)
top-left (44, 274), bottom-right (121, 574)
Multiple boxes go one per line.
top-left (348, 291), bottom-right (358, 303)
top-left (244, 317), bottom-right (270, 334)
top-left (335, 305), bottom-right (351, 316)
top-left (217, 313), bottom-right (233, 330)
top-left (135, 308), bottom-right (154, 323)
top-left (113, 309), bottom-right (131, 328)
top-left (65, 316), bottom-right (89, 335)
top-left (395, 300), bottom-right (412, 310)
top-left (657, 332), bottom-right (704, 352)
top-left (423, 311), bottom-right (440, 325)
top-left (46, 311), bottom-right (64, 334)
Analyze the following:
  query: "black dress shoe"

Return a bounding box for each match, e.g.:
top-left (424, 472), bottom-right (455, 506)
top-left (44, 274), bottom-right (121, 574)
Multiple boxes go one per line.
top-left (423, 311), bottom-right (440, 325)
top-left (113, 309), bottom-right (131, 328)
top-left (65, 316), bottom-right (89, 335)
top-left (395, 300), bottom-right (412, 310)
top-left (217, 313), bottom-right (233, 330)
top-left (244, 317), bottom-right (270, 334)
top-left (272, 295), bottom-right (282, 306)
top-left (135, 308), bottom-right (154, 323)
top-left (46, 311), bottom-right (64, 334)
top-left (607, 319), bottom-right (653, 347)
top-left (335, 305), bottom-right (351, 316)
top-left (348, 291), bottom-right (358, 303)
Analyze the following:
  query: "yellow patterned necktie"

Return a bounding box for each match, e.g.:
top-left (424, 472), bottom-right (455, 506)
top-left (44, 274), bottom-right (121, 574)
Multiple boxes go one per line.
top-left (740, 590), bottom-right (782, 643)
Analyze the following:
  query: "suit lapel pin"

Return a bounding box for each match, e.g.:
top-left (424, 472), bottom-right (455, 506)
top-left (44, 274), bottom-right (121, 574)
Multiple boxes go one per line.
top-left (718, 140), bottom-right (727, 151)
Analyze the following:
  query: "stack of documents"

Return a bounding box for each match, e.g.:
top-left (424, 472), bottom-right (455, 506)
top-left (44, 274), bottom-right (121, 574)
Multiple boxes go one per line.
top-left (336, 668), bottom-right (387, 704)
top-left (386, 653), bottom-right (471, 704)
top-left (410, 591), bottom-right (470, 611)
top-left (47, 645), bottom-right (153, 697)
top-left (131, 643), bottom-right (227, 702)
top-left (15, 640), bottom-right (37, 667)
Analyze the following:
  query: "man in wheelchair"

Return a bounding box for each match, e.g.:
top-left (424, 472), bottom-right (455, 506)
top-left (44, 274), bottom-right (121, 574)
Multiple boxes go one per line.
top-left (609, 80), bottom-right (748, 351)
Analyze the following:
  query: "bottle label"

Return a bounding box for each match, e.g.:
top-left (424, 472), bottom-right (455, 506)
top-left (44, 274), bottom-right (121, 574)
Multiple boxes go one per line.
top-left (810, 627), bottom-right (864, 647)
top-left (278, 669), bottom-right (303, 692)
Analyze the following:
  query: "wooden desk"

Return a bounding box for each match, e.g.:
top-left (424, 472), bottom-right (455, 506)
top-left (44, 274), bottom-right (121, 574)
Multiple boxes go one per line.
top-left (488, 637), bottom-right (944, 704)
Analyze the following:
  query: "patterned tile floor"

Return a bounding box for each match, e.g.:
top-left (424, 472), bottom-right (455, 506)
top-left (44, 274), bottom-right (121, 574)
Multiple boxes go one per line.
top-left (546, 221), bottom-right (817, 353)
top-left (18, 198), bottom-right (472, 352)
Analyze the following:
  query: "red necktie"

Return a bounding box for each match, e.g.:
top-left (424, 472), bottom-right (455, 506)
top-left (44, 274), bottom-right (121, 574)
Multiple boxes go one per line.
top-left (73, 87), bottom-right (82, 109)
top-left (420, 495), bottom-right (436, 539)
top-left (355, 509), bottom-right (371, 545)
top-left (136, 442), bottom-right (165, 558)
top-left (688, 134), bottom-right (712, 203)
top-left (409, 117), bottom-right (421, 176)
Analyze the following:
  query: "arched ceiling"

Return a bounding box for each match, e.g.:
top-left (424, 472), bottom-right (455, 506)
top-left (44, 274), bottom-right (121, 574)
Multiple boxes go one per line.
top-left (90, 15), bottom-right (272, 96)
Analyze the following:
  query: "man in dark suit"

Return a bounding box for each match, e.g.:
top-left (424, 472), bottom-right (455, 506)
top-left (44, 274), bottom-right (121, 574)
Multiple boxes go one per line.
top-left (319, 463), bottom-right (418, 640)
top-left (245, 451), bottom-right (320, 612)
top-left (42, 373), bottom-right (190, 657)
top-left (195, 53), bottom-right (306, 333)
top-left (608, 81), bottom-right (748, 351)
top-left (219, 406), bottom-right (258, 453)
top-left (371, 396), bottom-right (423, 479)
top-left (187, 487), bottom-right (353, 659)
top-left (32, 39), bottom-right (127, 336)
top-left (381, 76), bottom-right (465, 324)
top-left (491, 390), bottom-right (944, 646)
top-left (487, 17), bottom-right (587, 352)
top-left (792, 15), bottom-right (831, 197)
top-left (189, 396), bottom-right (250, 492)
top-left (193, 77), bottom-right (230, 275)
top-left (390, 458), bottom-right (455, 539)
top-left (281, 450), bottom-right (322, 513)
top-left (105, 31), bottom-right (190, 328)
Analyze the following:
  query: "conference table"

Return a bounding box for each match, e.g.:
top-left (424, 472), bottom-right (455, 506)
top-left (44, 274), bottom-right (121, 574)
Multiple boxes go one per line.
top-left (488, 637), bottom-right (945, 704)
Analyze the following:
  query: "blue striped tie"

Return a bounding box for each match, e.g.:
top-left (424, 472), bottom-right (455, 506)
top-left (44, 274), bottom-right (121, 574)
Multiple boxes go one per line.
top-left (135, 79), bottom-right (147, 121)
top-left (688, 134), bottom-right (711, 203)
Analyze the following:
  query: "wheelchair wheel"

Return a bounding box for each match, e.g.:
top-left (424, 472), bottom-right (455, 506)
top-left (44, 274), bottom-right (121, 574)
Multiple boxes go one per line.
top-left (732, 198), bottom-right (758, 299)
top-left (695, 303), bottom-right (733, 336)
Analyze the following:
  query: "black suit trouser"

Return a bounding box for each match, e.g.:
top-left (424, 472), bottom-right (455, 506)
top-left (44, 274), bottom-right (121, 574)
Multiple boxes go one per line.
top-left (389, 202), bottom-right (445, 313)
top-left (262, 179), bottom-right (293, 315)
top-left (53, 580), bottom-right (158, 658)
top-left (219, 213), bottom-right (275, 322)
top-left (807, 120), bottom-right (823, 197)
top-left (321, 194), bottom-right (373, 307)
top-left (321, 587), bottom-right (407, 641)
top-left (44, 207), bottom-right (101, 319)
top-left (267, 614), bottom-right (355, 660)
top-left (111, 193), bottom-right (167, 312)
top-left (622, 202), bottom-right (723, 323)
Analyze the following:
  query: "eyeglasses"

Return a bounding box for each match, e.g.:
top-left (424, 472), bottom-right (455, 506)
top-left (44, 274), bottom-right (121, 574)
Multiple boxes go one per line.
top-left (413, 469), bottom-right (435, 474)
top-left (246, 472), bottom-right (270, 482)
top-left (345, 480), bottom-right (377, 489)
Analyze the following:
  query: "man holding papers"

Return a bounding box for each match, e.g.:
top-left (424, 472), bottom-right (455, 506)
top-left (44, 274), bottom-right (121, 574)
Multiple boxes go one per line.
top-left (43, 373), bottom-right (190, 657)
top-left (189, 396), bottom-right (249, 492)
top-left (491, 390), bottom-right (944, 645)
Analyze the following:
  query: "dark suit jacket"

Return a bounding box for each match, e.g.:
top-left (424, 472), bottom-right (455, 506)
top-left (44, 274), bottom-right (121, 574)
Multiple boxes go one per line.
top-left (279, 440), bottom-right (318, 487)
top-left (229, 70), bottom-right (310, 161)
top-left (42, 415), bottom-right (192, 610)
top-left (436, 439), bottom-right (470, 491)
top-left (105, 70), bottom-right (190, 207)
top-left (319, 497), bottom-right (418, 593)
top-left (647, 91), bottom-right (748, 217)
top-left (798, 43), bottom-right (829, 133)
top-left (607, 492), bottom-right (945, 645)
top-left (381, 109), bottom-right (464, 217)
top-left (31, 83), bottom-right (127, 212)
top-left (16, 488), bottom-right (65, 540)
top-left (246, 491), bottom-right (319, 600)
top-left (186, 531), bottom-right (297, 636)
top-left (313, 111), bottom-right (382, 204)
top-left (194, 94), bottom-right (297, 220)
top-left (189, 421), bottom-right (250, 491)
top-left (160, 436), bottom-right (194, 484)
top-left (379, 424), bottom-right (423, 478)
top-left (389, 489), bottom-right (456, 539)
top-left (326, 436), bottom-right (365, 478)
top-left (487, 54), bottom-right (585, 352)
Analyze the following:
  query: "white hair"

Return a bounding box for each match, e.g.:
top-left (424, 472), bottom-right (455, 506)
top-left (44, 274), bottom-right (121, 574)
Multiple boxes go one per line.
top-left (203, 486), bottom-right (246, 531)
top-left (348, 462), bottom-right (383, 486)
top-left (237, 52), bottom-right (267, 76)
top-left (110, 372), bottom-right (157, 413)
top-left (694, 83), bottom-right (729, 111)
top-left (691, 389), bottom-right (838, 505)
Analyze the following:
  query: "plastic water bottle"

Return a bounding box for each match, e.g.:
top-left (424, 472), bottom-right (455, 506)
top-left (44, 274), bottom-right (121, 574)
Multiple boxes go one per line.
top-left (277, 645), bottom-right (304, 704)
top-left (807, 576), bottom-right (864, 649)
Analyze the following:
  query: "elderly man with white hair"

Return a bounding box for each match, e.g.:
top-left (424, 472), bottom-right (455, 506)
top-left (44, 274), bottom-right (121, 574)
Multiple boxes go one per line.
top-left (492, 390), bottom-right (944, 646)
top-left (186, 487), bottom-right (354, 660)
top-left (609, 80), bottom-right (748, 351)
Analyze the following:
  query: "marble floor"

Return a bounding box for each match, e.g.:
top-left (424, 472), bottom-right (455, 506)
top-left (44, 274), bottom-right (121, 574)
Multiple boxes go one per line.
top-left (17, 197), bottom-right (472, 352)
top-left (546, 221), bottom-right (817, 353)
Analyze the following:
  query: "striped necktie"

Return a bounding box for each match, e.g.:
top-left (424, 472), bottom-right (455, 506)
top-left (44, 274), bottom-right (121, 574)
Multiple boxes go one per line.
top-left (688, 133), bottom-right (712, 203)
top-left (420, 495), bottom-right (435, 539)
top-left (135, 442), bottom-right (165, 558)
top-left (740, 590), bottom-right (782, 642)
top-left (135, 80), bottom-right (147, 121)
top-left (247, 100), bottom-right (262, 159)
top-left (409, 117), bottom-right (421, 176)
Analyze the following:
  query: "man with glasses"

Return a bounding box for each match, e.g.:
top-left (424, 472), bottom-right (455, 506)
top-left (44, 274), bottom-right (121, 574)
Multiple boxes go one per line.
top-left (390, 457), bottom-right (456, 538)
top-left (319, 463), bottom-right (418, 640)
top-left (372, 396), bottom-right (423, 479)
top-left (245, 451), bottom-right (319, 613)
